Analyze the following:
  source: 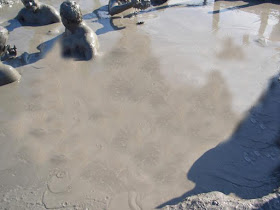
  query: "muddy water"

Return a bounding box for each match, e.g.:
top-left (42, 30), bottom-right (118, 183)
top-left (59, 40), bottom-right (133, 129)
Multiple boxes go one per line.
top-left (0, 0), bottom-right (280, 209)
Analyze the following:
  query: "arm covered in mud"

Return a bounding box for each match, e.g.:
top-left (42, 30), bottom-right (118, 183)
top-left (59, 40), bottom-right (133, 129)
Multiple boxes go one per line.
top-left (84, 31), bottom-right (99, 60)
top-left (83, 41), bottom-right (94, 60)
top-left (108, 0), bottom-right (140, 16)
top-left (77, 26), bottom-right (99, 60)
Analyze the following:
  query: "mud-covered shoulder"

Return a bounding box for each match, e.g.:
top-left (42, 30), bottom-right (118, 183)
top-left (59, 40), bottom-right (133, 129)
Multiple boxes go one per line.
top-left (81, 23), bottom-right (93, 34)
top-left (40, 3), bottom-right (56, 12)
top-left (74, 23), bottom-right (92, 39)
top-left (40, 3), bottom-right (60, 22)
top-left (79, 24), bottom-right (98, 47)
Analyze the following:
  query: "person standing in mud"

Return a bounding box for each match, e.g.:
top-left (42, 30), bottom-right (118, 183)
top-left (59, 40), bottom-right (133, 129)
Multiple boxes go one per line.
top-left (16, 0), bottom-right (60, 26)
top-left (60, 1), bottom-right (99, 60)
top-left (0, 27), bottom-right (21, 86)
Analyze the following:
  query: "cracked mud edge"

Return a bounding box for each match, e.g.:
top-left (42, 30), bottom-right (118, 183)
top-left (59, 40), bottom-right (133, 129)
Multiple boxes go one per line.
top-left (41, 187), bottom-right (109, 209)
top-left (42, 190), bottom-right (72, 210)
top-left (162, 190), bottom-right (280, 210)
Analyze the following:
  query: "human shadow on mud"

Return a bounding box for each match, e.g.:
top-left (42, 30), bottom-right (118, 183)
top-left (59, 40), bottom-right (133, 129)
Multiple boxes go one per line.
top-left (4, 35), bottom-right (59, 68)
top-left (5, 18), bottom-right (60, 32)
top-left (82, 6), bottom-right (126, 36)
top-left (157, 75), bottom-right (280, 208)
top-left (90, 5), bottom-right (126, 36)
top-left (210, 0), bottom-right (280, 14)
top-left (259, 196), bottom-right (280, 209)
top-left (5, 18), bottom-right (44, 33)
top-left (5, 19), bottom-right (22, 32)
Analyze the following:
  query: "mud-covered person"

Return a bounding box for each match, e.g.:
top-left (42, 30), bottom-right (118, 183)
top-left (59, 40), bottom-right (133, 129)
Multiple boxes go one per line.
top-left (0, 27), bottom-right (17, 61)
top-left (16, 0), bottom-right (60, 26)
top-left (108, 0), bottom-right (150, 16)
top-left (0, 27), bottom-right (20, 86)
top-left (60, 1), bottom-right (99, 60)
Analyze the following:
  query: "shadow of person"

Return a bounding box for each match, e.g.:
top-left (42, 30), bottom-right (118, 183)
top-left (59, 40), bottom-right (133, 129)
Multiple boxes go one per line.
top-left (5, 17), bottom-right (58, 33)
top-left (90, 5), bottom-right (126, 36)
top-left (5, 19), bottom-right (23, 32)
top-left (259, 196), bottom-right (280, 210)
top-left (157, 74), bottom-right (280, 208)
top-left (4, 35), bottom-right (60, 68)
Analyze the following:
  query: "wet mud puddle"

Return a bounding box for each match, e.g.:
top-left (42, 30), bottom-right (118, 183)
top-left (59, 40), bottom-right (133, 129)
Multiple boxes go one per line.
top-left (0, 0), bottom-right (280, 209)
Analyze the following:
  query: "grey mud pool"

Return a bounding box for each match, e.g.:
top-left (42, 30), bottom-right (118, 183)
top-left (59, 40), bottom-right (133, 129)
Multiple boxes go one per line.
top-left (0, 0), bottom-right (280, 209)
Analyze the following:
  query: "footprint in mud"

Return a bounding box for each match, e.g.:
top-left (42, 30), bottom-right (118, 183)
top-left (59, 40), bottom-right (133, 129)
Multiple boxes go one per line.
top-left (128, 191), bottom-right (142, 210)
top-left (49, 154), bottom-right (68, 165)
top-left (43, 177), bottom-right (109, 210)
top-left (134, 142), bottom-right (160, 170)
top-left (243, 152), bottom-right (256, 163)
top-left (111, 128), bottom-right (130, 151)
top-left (109, 191), bottom-right (142, 210)
top-left (47, 169), bottom-right (72, 194)
top-left (243, 149), bottom-right (280, 164)
top-left (250, 117), bottom-right (267, 130)
top-left (42, 169), bottom-right (73, 209)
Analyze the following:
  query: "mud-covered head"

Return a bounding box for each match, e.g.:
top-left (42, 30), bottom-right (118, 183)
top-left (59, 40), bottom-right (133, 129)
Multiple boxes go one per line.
top-left (21, 0), bottom-right (40, 12)
top-left (0, 27), bottom-right (8, 57)
top-left (60, 1), bottom-right (83, 30)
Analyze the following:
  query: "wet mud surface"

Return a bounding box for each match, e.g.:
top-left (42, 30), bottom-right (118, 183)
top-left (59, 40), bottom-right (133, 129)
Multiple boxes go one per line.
top-left (0, 0), bottom-right (280, 209)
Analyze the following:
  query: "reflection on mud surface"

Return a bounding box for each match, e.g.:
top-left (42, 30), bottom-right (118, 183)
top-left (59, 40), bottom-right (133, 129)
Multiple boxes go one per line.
top-left (0, 0), bottom-right (280, 209)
